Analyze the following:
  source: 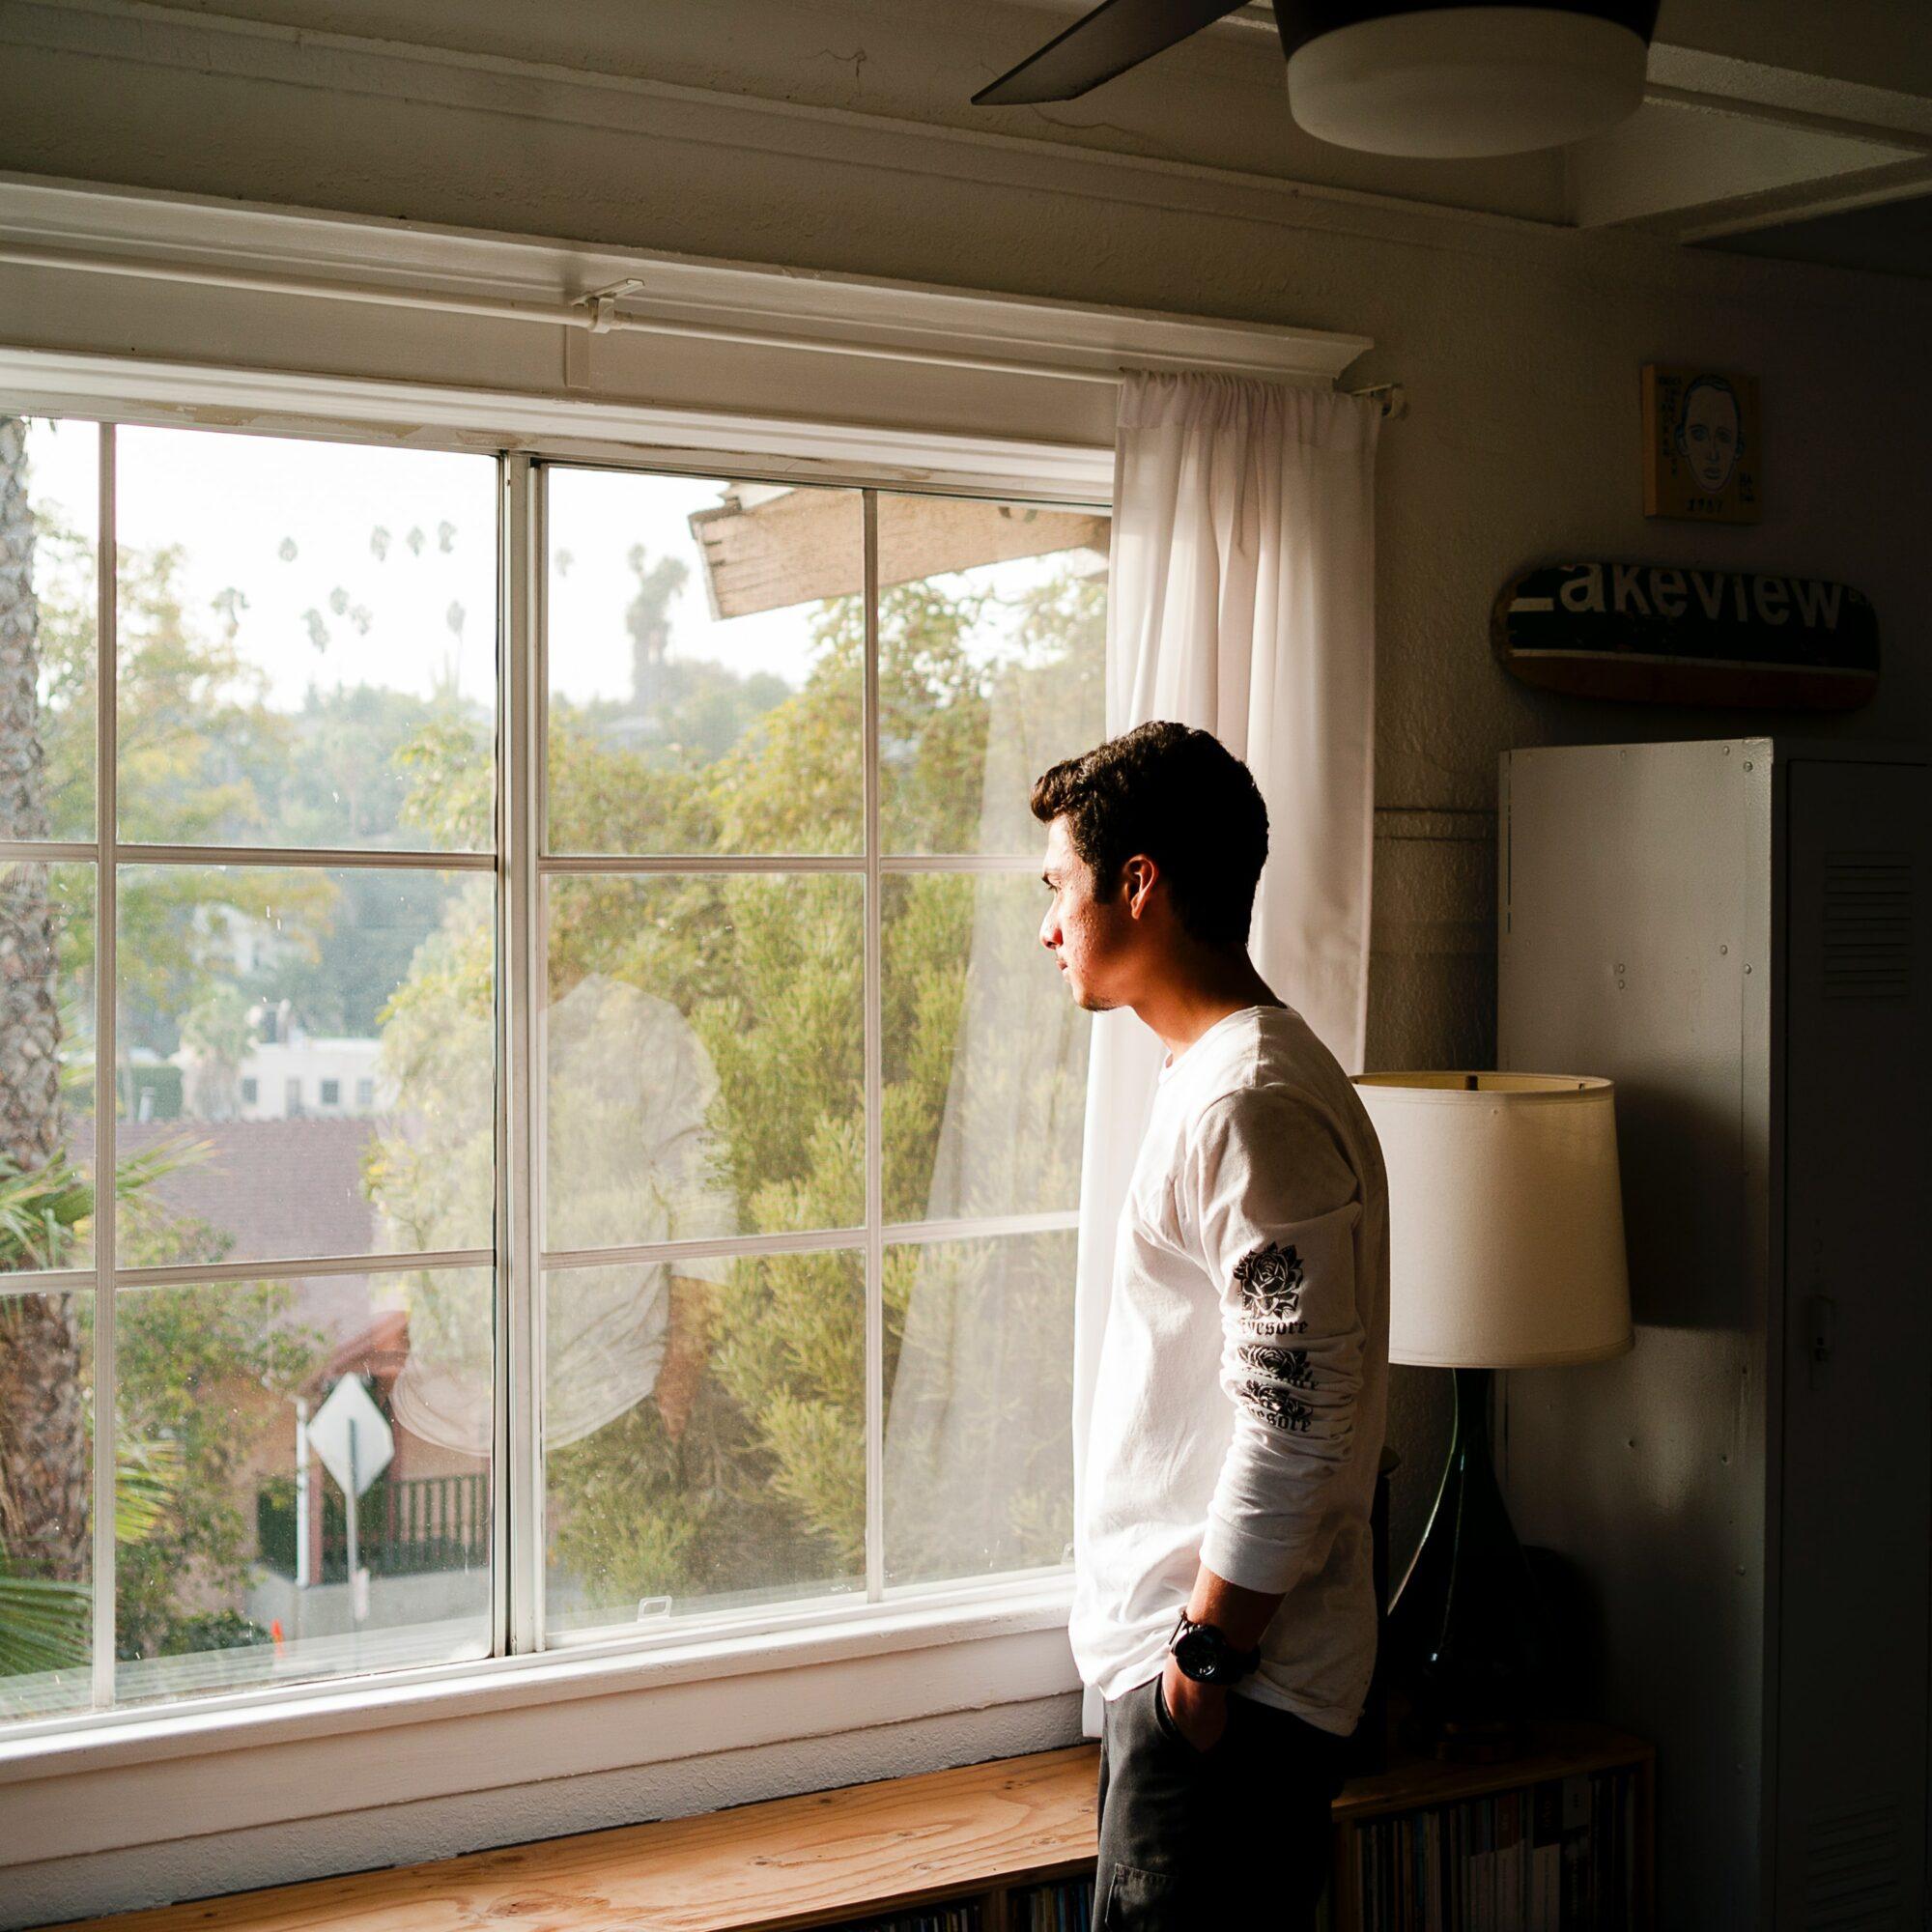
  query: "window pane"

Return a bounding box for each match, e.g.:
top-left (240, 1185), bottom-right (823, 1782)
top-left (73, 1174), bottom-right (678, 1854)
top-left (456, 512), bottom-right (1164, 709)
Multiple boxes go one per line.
top-left (116, 866), bottom-right (494, 1266)
top-left (5, 416), bottom-right (98, 844)
top-left (884, 1230), bottom-right (1075, 1589)
top-left (0, 1286), bottom-right (93, 1723)
top-left (876, 493), bottom-right (1106, 857)
top-left (543, 1248), bottom-right (864, 1636)
top-left (545, 873), bottom-right (861, 1248)
top-left (545, 469), bottom-right (862, 856)
top-left (1, 861), bottom-right (95, 1274)
top-left (883, 871), bottom-right (1090, 1224)
top-left (113, 1267), bottom-right (493, 1708)
top-left (114, 428), bottom-right (497, 852)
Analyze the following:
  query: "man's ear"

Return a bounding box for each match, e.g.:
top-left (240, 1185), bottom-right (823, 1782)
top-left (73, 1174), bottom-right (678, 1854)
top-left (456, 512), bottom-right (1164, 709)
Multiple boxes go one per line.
top-left (1122, 854), bottom-right (1158, 919)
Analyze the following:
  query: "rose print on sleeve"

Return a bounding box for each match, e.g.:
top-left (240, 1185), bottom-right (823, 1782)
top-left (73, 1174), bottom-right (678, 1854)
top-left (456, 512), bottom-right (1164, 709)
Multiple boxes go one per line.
top-left (1229, 1246), bottom-right (1321, 1430)
top-left (1232, 1240), bottom-right (1305, 1333)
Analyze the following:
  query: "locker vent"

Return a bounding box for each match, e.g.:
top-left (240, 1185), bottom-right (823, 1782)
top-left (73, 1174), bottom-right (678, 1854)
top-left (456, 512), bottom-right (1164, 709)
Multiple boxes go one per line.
top-left (1804, 1800), bottom-right (1903, 1927)
top-left (1823, 854), bottom-right (1911, 1001)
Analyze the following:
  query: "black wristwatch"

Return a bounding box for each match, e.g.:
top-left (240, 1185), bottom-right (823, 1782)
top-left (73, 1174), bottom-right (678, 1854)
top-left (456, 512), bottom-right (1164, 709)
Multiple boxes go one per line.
top-left (1166, 1609), bottom-right (1262, 1686)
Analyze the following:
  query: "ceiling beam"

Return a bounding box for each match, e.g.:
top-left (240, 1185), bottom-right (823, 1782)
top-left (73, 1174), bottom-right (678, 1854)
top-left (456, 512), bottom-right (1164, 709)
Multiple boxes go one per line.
top-left (1568, 44), bottom-right (1932, 237)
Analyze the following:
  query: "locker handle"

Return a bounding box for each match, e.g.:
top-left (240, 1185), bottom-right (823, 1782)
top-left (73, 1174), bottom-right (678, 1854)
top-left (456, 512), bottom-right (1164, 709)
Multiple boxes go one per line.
top-left (1804, 1293), bottom-right (1835, 1389)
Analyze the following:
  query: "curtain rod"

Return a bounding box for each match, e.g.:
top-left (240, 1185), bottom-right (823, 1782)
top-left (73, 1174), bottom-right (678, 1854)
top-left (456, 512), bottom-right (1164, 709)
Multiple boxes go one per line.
top-left (0, 244), bottom-right (1402, 413)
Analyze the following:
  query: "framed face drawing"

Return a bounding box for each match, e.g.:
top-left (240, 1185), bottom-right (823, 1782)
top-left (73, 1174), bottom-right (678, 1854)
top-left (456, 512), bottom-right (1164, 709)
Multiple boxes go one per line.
top-left (1642, 364), bottom-right (1760, 524)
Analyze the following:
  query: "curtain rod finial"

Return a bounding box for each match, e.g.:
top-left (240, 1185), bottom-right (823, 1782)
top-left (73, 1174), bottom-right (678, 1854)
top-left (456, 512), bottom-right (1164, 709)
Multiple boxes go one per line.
top-left (1348, 381), bottom-right (1406, 420)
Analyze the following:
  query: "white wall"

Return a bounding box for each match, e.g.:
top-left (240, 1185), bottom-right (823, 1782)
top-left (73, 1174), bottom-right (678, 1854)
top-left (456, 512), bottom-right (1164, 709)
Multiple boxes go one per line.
top-left (2, 0), bottom-right (1929, 1915)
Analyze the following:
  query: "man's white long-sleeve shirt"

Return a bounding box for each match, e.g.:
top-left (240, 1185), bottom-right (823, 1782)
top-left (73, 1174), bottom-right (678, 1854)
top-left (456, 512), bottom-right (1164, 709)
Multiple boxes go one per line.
top-left (1068, 1003), bottom-right (1390, 1736)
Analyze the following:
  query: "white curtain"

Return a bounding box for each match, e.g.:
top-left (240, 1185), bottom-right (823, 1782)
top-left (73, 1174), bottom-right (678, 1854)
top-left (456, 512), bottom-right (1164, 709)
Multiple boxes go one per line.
top-left (1071, 371), bottom-right (1380, 1733)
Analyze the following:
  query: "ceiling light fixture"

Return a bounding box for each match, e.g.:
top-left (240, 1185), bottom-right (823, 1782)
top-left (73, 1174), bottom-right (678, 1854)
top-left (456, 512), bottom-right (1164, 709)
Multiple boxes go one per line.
top-left (974, 1), bottom-right (1662, 159)
top-left (1281, 4), bottom-right (1659, 157)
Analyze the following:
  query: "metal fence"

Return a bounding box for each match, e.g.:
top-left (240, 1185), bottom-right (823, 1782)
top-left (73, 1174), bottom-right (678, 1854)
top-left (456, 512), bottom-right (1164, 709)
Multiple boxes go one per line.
top-left (257, 1470), bottom-right (488, 1583)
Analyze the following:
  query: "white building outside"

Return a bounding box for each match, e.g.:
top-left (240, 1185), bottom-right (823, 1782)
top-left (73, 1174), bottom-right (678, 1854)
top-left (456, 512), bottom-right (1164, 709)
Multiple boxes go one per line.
top-left (174, 1025), bottom-right (389, 1121)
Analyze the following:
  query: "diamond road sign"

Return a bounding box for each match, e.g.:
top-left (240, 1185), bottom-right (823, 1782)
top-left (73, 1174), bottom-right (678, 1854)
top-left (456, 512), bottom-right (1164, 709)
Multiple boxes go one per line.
top-left (308, 1375), bottom-right (394, 1500)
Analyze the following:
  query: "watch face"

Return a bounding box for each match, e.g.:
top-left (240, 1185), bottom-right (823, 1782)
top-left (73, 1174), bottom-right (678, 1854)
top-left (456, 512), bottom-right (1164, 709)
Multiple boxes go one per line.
top-left (1175, 1627), bottom-right (1220, 1679)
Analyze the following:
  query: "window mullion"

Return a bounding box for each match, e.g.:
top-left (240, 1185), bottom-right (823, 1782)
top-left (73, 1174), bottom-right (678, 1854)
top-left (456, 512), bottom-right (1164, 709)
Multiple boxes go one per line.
top-left (863, 489), bottom-right (884, 1605)
top-left (501, 452), bottom-right (543, 1657)
top-left (90, 420), bottom-right (117, 1708)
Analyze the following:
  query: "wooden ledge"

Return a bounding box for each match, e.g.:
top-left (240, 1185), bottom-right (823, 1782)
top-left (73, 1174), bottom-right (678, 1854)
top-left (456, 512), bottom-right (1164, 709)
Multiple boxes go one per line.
top-left (59, 1721), bottom-right (1652, 1931)
top-left (58, 1746), bottom-right (1102, 1932)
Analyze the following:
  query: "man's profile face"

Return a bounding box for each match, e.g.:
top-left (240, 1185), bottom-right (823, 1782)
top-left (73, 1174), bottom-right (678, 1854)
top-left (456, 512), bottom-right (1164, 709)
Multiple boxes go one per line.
top-left (1676, 384), bottom-right (1741, 493)
top-left (1039, 815), bottom-right (1133, 1012)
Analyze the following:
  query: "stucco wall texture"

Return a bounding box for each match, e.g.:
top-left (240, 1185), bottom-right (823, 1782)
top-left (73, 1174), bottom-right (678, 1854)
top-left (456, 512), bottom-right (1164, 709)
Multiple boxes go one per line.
top-left (4, 0), bottom-right (1929, 1585)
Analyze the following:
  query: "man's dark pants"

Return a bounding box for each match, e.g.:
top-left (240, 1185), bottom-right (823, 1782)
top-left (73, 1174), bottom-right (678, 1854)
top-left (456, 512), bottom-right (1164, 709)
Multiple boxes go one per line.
top-left (1094, 1675), bottom-right (1346, 1928)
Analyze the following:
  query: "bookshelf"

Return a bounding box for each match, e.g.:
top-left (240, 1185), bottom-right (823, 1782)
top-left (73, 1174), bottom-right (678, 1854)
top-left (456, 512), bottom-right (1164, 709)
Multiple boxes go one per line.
top-left (1331, 1723), bottom-right (1655, 1931)
top-left (66, 1722), bottom-right (1651, 1932)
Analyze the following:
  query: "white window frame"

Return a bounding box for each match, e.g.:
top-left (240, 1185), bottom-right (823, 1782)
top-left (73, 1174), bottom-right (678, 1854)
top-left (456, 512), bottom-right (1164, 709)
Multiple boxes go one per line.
top-left (0, 205), bottom-right (1368, 1902)
top-left (0, 401), bottom-right (1111, 1742)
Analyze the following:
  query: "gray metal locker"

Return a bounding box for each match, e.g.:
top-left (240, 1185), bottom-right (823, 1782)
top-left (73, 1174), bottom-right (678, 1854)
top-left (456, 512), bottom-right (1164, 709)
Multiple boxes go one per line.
top-left (1496, 738), bottom-right (1931, 1931)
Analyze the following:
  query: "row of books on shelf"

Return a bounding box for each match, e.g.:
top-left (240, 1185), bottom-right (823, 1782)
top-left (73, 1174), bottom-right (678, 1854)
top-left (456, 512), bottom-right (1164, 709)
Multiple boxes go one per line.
top-left (1012, 1875), bottom-right (1095, 1929)
top-left (846, 1906), bottom-right (977, 1932)
top-left (1352, 1765), bottom-right (1641, 1932)
top-left (840, 1873), bottom-right (1094, 1932)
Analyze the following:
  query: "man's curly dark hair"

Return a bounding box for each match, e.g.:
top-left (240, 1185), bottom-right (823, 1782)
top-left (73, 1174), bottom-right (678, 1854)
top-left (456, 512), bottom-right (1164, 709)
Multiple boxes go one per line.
top-left (1030, 722), bottom-right (1268, 948)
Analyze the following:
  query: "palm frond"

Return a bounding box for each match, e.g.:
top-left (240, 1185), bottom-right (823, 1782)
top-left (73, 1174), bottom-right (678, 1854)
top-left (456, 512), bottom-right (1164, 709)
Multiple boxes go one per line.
top-left (0, 1137), bottom-right (213, 1272)
top-left (0, 1156), bottom-right (94, 1271)
top-left (0, 1570), bottom-right (89, 1676)
top-left (115, 1435), bottom-right (185, 1546)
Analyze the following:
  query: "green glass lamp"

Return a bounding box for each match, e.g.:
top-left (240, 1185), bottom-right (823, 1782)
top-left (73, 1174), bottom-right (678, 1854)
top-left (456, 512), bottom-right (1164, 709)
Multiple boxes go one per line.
top-left (1351, 1073), bottom-right (1633, 1758)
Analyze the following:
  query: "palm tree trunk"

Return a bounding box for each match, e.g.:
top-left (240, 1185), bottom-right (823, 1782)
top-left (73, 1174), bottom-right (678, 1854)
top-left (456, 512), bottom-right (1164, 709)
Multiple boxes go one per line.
top-left (0, 412), bottom-right (89, 1584)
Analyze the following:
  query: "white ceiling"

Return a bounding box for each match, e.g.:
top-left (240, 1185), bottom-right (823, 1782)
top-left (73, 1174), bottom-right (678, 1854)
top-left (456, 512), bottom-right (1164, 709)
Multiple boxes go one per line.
top-left (1, 0), bottom-right (1926, 276)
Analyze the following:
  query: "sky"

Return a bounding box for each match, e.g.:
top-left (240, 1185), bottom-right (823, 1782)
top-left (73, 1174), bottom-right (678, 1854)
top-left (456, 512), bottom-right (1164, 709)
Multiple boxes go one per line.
top-left (23, 419), bottom-right (1094, 719)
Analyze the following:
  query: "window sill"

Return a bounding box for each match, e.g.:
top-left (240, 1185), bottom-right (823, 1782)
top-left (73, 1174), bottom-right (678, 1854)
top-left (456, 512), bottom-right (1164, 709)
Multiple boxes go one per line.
top-left (0, 1578), bottom-right (1084, 1899)
top-left (0, 1575), bottom-right (1078, 1777)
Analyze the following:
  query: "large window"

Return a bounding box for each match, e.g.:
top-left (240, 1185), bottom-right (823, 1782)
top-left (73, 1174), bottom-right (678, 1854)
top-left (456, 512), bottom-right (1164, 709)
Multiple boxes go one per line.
top-left (0, 418), bottom-right (1106, 1728)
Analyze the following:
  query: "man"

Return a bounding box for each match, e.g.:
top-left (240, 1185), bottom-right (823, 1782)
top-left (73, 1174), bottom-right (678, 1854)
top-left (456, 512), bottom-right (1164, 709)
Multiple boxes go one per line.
top-left (1034, 721), bottom-right (1389, 1927)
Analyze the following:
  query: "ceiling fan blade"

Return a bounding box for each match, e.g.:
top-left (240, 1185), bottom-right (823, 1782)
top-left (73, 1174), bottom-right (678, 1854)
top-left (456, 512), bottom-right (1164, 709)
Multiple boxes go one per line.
top-left (973, 0), bottom-right (1253, 106)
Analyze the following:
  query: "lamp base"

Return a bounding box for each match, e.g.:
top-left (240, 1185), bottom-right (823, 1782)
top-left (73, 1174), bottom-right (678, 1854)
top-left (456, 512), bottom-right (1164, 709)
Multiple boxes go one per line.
top-left (1386, 1366), bottom-right (1548, 1758)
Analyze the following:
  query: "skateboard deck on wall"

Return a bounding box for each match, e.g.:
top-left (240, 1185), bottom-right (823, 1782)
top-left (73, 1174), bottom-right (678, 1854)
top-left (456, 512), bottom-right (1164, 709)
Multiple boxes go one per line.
top-left (1493, 560), bottom-right (1878, 709)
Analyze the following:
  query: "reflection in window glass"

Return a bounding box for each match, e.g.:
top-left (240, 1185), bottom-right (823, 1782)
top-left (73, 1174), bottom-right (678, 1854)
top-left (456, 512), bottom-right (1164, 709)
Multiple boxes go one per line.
top-left (876, 494), bottom-right (1107, 857)
top-left (545, 469), bottom-right (863, 856)
top-left (116, 867), bottom-right (494, 1267)
top-left (545, 873), bottom-right (862, 1248)
top-left (544, 1249), bottom-right (865, 1636)
top-left (7, 417), bottom-right (99, 844)
top-left (0, 1288), bottom-right (93, 1722)
top-left (113, 1268), bottom-right (492, 1707)
top-left (114, 428), bottom-right (497, 851)
top-left (883, 871), bottom-right (1089, 1226)
top-left (883, 1231), bottom-right (1076, 1590)
top-left (0, 862), bottom-right (95, 1272)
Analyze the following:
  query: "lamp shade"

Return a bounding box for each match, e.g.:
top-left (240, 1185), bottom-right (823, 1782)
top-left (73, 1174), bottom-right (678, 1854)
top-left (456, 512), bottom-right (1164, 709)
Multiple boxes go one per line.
top-left (1353, 1072), bottom-right (1633, 1368)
